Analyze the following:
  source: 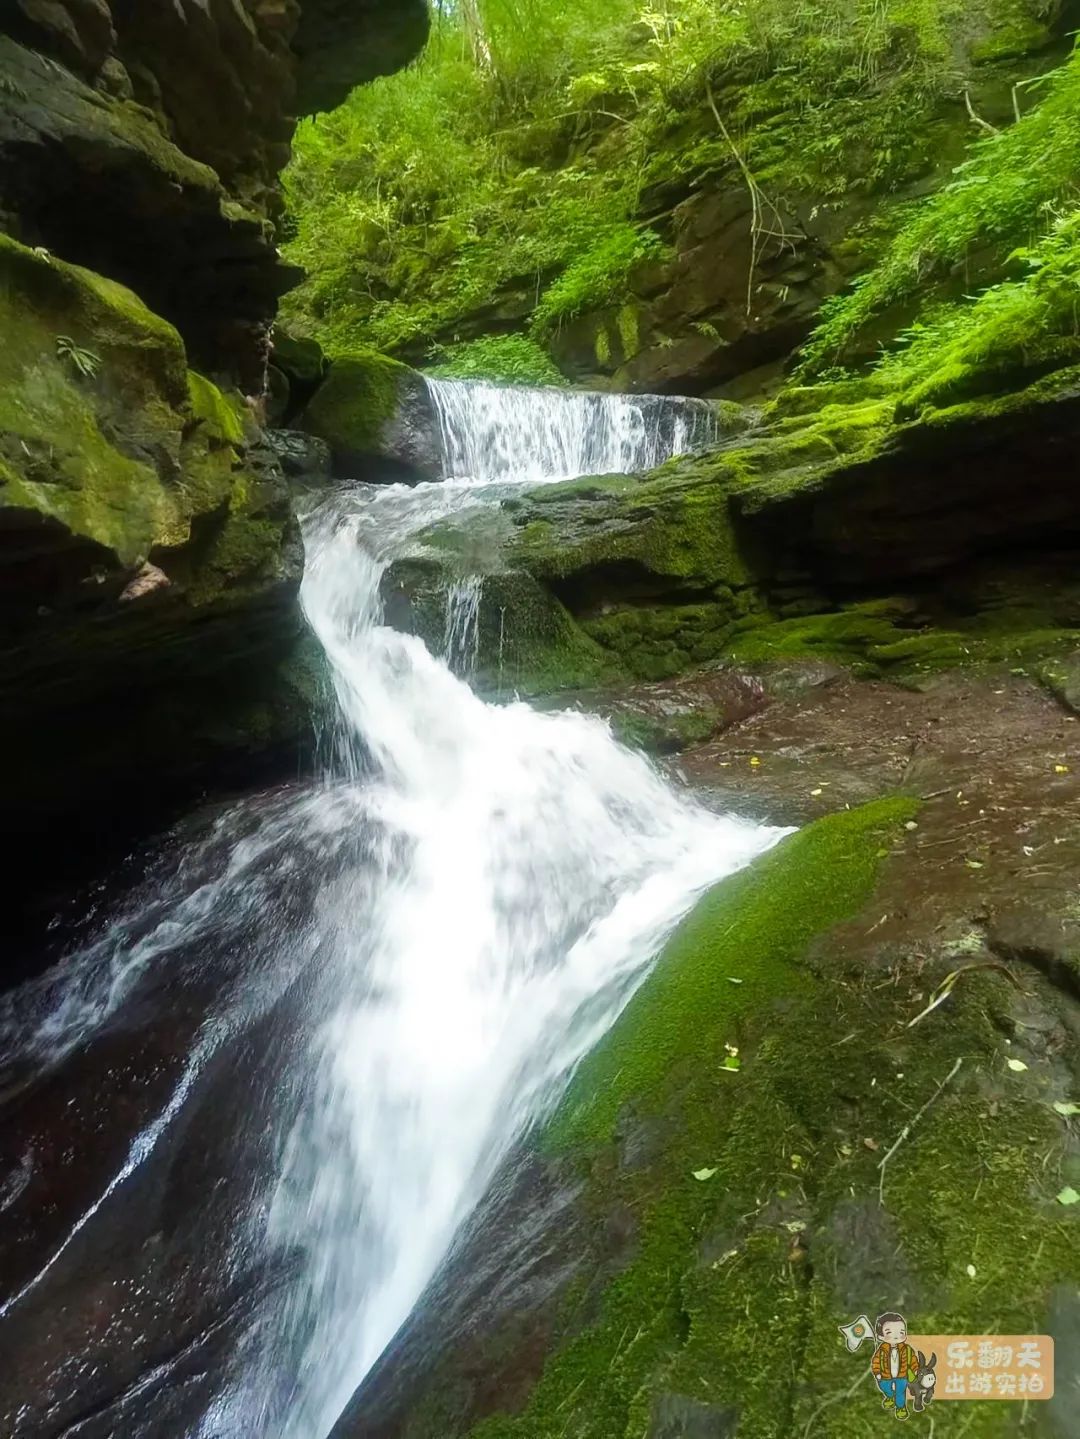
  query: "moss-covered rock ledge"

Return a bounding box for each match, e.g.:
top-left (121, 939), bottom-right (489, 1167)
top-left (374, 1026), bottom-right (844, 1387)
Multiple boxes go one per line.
top-left (336, 795), bottom-right (1080, 1438)
top-left (0, 235), bottom-right (314, 936)
top-left (383, 361), bottom-right (1080, 695)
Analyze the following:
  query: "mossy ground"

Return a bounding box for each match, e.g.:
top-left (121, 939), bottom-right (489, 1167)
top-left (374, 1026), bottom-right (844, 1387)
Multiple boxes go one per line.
top-left (725, 605), bottom-right (1080, 682)
top-left (442, 798), bottom-right (1080, 1439)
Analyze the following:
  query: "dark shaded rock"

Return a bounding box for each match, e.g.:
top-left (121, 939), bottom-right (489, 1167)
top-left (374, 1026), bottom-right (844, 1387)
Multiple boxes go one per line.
top-left (302, 349), bottom-right (444, 480)
top-left (273, 329), bottom-right (327, 388)
top-left (265, 362), bottom-right (292, 426)
top-left (1, 1), bottom-right (429, 380)
top-left (0, 236), bottom-right (317, 961)
top-left (332, 1146), bottom-right (592, 1439)
top-left (1039, 648), bottom-right (1080, 715)
top-left (552, 181), bottom-right (852, 395)
top-left (293, 0), bottom-right (430, 115)
top-left (265, 427), bottom-right (333, 482)
top-left (0, 786), bottom-right (363, 1434)
top-left (1047, 1286), bottom-right (1080, 1438)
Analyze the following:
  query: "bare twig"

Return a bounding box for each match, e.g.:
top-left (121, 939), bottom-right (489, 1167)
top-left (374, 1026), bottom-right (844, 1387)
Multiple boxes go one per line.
top-left (907, 962), bottom-right (1026, 1029)
top-left (704, 77), bottom-right (798, 316)
top-left (964, 89), bottom-right (998, 136)
top-left (878, 1057), bottom-right (963, 1203)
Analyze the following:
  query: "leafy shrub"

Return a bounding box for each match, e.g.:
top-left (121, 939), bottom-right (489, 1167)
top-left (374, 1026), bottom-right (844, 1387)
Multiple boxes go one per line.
top-left (427, 333), bottom-right (567, 385)
top-left (874, 205), bottom-right (1080, 412)
top-left (801, 45), bottom-right (1080, 374)
top-left (530, 226), bottom-right (666, 338)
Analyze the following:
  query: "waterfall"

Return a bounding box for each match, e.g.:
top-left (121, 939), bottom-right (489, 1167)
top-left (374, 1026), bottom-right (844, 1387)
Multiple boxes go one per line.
top-left (0, 381), bottom-right (785, 1439)
top-left (429, 378), bottom-right (719, 483)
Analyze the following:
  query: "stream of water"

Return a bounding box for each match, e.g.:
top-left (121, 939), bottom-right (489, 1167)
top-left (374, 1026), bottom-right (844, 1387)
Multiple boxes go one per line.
top-left (0, 381), bottom-right (784, 1438)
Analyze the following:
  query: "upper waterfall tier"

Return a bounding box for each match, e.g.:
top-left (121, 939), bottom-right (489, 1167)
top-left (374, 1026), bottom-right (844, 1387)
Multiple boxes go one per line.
top-left (427, 380), bottom-right (721, 485)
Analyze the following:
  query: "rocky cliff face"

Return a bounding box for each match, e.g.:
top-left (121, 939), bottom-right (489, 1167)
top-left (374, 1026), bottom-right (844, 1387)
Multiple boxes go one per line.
top-left (0, 0), bottom-right (429, 950)
top-left (2, 0), bottom-right (427, 381)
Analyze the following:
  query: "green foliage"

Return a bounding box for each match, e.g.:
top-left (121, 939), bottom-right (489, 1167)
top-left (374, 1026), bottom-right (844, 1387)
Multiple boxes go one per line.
top-left (55, 334), bottom-right (101, 378)
top-left (427, 333), bottom-right (566, 386)
top-left (802, 44), bottom-right (1080, 377)
top-left (529, 225), bottom-right (665, 338)
top-left (281, 0), bottom-right (1026, 360)
top-left (877, 207), bottom-right (1080, 412)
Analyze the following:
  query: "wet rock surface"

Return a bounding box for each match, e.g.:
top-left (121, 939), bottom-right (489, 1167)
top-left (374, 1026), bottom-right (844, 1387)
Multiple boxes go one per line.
top-left (333, 660), bottom-right (1080, 1438)
top-left (0, 785), bottom-right (380, 1436)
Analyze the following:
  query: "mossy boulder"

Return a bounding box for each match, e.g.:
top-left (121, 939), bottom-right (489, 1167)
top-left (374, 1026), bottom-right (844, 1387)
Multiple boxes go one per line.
top-left (302, 347), bottom-right (443, 480)
top-left (0, 233), bottom-right (291, 588)
top-left (0, 235), bottom-right (311, 920)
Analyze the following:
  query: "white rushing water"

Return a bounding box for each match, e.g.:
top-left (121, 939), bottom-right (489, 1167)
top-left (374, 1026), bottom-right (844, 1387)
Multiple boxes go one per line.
top-left (241, 380), bottom-right (783, 1437)
top-left (0, 380), bottom-right (783, 1439)
top-left (430, 377), bottom-right (718, 483)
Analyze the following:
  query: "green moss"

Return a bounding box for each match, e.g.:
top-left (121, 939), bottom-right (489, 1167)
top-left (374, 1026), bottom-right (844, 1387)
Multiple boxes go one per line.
top-left (609, 705), bottom-right (723, 753)
top-left (0, 234), bottom-right (187, 564)
top-left (455, 793), bottom-right (1080, 1439)
top-left (186, 370), bottom-right (247, 447)
top-left (0, 234), bottom-right (293, 607)
top-left (303, 347), bottom-right (413, 462)
top-left (532, 227), bottom-right (666, 341)
top-left (550, 798), bottom-right (917, 1150)
top-left (616, 303), bottom-right (639, 362)
top-left (187, 513), bottom-right (287, 605)
top-left (725, 604), bottom-right (1080, 679)
top-left (514, 469), bottom-right (755, 593)
top-left (582, 598), bottom-right (747, 681)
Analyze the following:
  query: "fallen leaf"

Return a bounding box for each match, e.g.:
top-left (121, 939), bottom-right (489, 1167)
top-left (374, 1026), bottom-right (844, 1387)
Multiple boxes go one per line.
top-left (966, 1263), bottom-right (977, 1278)
top-left (720, 1055), bottom-right (741, 1072)
top-left (810, 787), bottom-right (823, 796)
top-left (790, 1153), bottom-right (804, 1170)
top-left (727, 976), bottom-right (743, 985)
top-left (863, 1137), bottom-right (879, 1151)
top-left (1053, 1101), bottom-right (1080, 1118)
top-left (1054, 764), bottom-right (1070, 774)
top-left (692, 1167), bottom-right (718, 1182)
top-left (1056, 1186), bottom-right (1080, 1206)
top-left (965, 859), bottom-right (984, 869)
top-left (783, 1219), bottom-right (807, 1234)
top-left (904, 820), bottom-right (918, 831)
top-left (1006, 1058), bottom-right (1028, 1073)
top-left (749, 756), bottom-right (762, 767)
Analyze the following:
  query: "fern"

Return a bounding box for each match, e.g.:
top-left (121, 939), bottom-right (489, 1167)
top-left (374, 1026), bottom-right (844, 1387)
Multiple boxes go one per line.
top-left (56, 336), bottom-right (102, 379)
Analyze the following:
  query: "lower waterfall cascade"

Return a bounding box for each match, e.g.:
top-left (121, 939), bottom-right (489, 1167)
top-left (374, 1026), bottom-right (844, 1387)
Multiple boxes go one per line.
top-left (0, 379), bottom-right (786, 1439)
